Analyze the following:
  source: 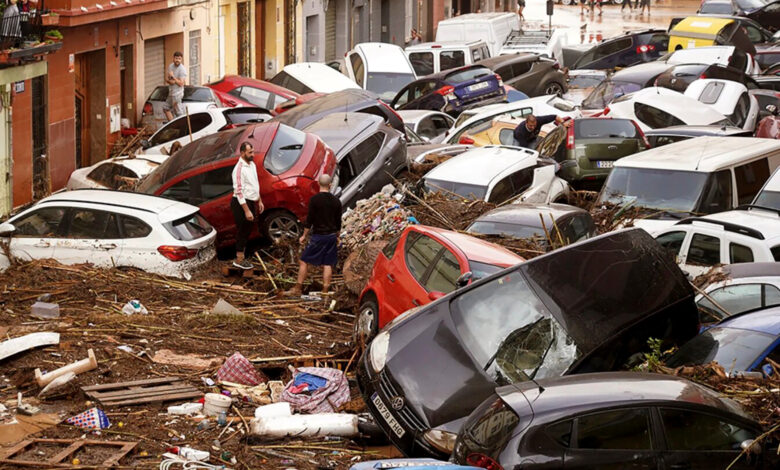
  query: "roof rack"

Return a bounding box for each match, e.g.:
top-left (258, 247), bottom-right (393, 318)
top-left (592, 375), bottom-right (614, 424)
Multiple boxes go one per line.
top-left (736, 204), bottom-right (780, 217)
top-left (676, 216), bottom-right (765, 240)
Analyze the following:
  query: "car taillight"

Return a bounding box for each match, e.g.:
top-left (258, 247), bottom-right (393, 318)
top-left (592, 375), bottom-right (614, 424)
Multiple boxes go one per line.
top-left (142, 102), bottom-right (153, 115)
top-left (634, 121), bottom-right (650, 148)
top-left (435, 85), bottom-right (455, 96)
top-left (466, 453), bottom-right (504, 470)
top-left (603, 106), bottom-right (610, 116)
top-left (157, 246), bottom-right (199, 261)
top-left (566, 124), bottom-right (575, 150)
top-left (379, 100), bottom-right (404, 127)
top-left (219, 123), bottom-right (240, 131)
top-left (636, 44), bottom-right (655, 54)
top-left (494, 74), bottom-right (503, 87)
top-left (699, 73), bottom-right (707, 79)
top-left (459, 136), bottom-right (475, 145)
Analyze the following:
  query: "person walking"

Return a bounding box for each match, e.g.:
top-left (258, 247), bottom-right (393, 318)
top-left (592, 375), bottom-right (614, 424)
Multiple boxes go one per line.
top-left (589, 0), bottom-right (603, 15)
top-left (517, 0), bottom-right (525, 21)
top-left (284, 175), bottom-right (342, 297)
top-left (513, 114), bottom-right (572, 149)
top-left (230, 142), bottom-right (263, 270)
top-left (621, 0), bottom-right (633, 12)
top-left (163, 51), bottom-right (187, 122)
top-left (580, 0), bottom-right (588, 15)
top-left (638, 0), bottom-right (650, 15)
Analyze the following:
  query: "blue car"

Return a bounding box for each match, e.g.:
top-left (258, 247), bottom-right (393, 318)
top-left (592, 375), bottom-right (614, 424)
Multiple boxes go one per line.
top-left (390, 65), bottom-right (506, 117)
top-left (571, 29), bottom-right (669, 70)
top-left (666, 305), bottom-right (780, 377)
top-left (350, 459), bottom-right (479, 470)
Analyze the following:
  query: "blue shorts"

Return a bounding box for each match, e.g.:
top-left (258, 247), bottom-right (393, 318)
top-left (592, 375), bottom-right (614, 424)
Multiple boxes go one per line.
top-left (301, 233), bottom-right (338, 266)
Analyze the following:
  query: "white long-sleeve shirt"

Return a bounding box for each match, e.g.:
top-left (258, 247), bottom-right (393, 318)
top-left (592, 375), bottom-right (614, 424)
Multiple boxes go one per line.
top-left (232, 158), bottom-right (260, 204)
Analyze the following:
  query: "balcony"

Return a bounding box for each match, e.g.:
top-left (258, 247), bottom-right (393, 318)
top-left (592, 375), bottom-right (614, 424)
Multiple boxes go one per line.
top-left (0, 7), bottom-right (63, 66)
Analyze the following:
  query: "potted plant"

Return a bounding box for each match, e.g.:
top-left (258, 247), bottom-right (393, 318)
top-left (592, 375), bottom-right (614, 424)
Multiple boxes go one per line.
top-left (43, 29), bottom-right (62, 42)
top-left (41, 12), bottom-right (59, 26)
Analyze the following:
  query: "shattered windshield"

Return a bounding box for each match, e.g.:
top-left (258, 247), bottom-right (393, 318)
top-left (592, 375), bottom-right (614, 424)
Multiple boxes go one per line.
top-left (582, 80), bottom-right (642, 110)
top-left (451, 271), bottom-right (578, 385)
top-left (598, 167), bottom-right (709, 215)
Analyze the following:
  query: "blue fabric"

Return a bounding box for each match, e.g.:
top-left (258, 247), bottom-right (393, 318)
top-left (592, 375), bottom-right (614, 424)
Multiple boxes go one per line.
top-left (293, 372), bottom-right (328, 391)
top-left (301, 233), bottom-right (338, 266)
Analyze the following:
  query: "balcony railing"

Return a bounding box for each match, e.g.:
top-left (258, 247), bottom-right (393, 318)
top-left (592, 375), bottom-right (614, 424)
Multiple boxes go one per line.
top-left (0, 3), bottom-right (62, 63)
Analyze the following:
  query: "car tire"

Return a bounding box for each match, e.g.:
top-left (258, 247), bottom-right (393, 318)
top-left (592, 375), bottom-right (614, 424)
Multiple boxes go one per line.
top-left (354, 298), bottom-right (380, 344)
top-left (261, 210), bottom-right (302, 244)
top-left (544, 82), bottom-right (564, 97)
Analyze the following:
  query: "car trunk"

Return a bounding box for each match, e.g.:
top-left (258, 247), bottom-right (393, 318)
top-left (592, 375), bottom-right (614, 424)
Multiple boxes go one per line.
top-left (581, 137), bottom-right (643, 162)
top-left (574, 119), bottom-right (645, 165)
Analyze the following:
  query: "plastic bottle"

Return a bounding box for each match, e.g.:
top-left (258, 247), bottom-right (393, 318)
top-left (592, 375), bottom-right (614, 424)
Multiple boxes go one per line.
top-left (168, 446), bottom-right (209, 462)
top-left (217, 411), bottom-right (227, 426)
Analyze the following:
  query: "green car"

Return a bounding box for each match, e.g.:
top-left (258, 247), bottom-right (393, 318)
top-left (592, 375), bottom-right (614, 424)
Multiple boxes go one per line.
top-left (535, 118), bottom-right (649, 190)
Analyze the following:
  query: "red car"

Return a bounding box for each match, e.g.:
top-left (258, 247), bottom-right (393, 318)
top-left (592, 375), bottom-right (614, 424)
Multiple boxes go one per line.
top-left (207, 75), bottom-right (299, 113)
top-left (136, 122), bottom-right (336, 246)
top-left (355, 225), bottom-right (524, 340)
top-left (274, 92), bottom-right (327, 114)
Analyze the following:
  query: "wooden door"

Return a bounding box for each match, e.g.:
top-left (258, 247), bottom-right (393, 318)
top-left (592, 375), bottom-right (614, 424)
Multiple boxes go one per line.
top-left (74, 54), bottom-right (89, 169)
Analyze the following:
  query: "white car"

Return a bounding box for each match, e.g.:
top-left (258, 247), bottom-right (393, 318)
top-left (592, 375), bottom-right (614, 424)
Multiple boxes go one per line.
top-left (269, 62), bottom-right (360, 94)
top-left (422, 145), bottom-right (569, 204)
top-left (695, 262), bottom-right (780, 323)
top-left (498, 28), bottom-right (568, 65)
top-left (345, 43), bottom-right (417, 101)
top-left (140, 86), bottom-right (221, 132)
top-left (684, 79), bottom-right (759, 131)
top-left (753, 167), bottom-right (780, 210)
top-left (653, 208), bottom-right (780, 277)
top-left (443, 95), bottom-right (581, 145)
top-left (602, 87), bottom-right (728, 132)
top-left (397, 110), bottom-right (455, 143)
top-left (0, 190), bottom-right (216, 278)
top-left (66, 154), bottom-right (168, 190)
top-left (405, 40), bottom-right (491, 76)
top-left (139, 107), bottom-right (272, 156)
top-left (665, 46), bottom-right (761, 76)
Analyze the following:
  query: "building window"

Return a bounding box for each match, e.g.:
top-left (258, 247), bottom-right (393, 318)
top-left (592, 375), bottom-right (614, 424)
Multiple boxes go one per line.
top-left (189, 30), bottom-right (201, 86)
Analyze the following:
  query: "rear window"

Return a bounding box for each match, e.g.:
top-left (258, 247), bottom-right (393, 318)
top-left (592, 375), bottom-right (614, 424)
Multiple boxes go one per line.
top-left (88, 163), bottom-right (139, 189)
top-left (697, 82), bottom-right (726, 104)
top-left (634, 102), bottom-right (685, 128)
top-left (225, 109), bottom-right (270, 125)
top-left (453, 395), bottom-right (520, 466)
top-left (409, 52), bottom-right (434, 76)
top-left (445, 67), bottom-right (493, 84)
top-left (270, 71), bottom-right (311, 95)
top-left (575, 119), bottom-right (638, 139)
top-left (582, 80), bottom-right (642, 109)
top-left (149, 87), bottom-right (168, 101)
top-left (164, 213), bottom-right (213, 241)
top-left (425, 178), bottom-right (487, 200)
top-left (699, 3), bottom-right (734, 14)
top-left (183, 88), bottom-right (214, 102)
top-left (568, 75), bottom-right (604, 89)
top-left (265, 125), bottom-right (307, 175)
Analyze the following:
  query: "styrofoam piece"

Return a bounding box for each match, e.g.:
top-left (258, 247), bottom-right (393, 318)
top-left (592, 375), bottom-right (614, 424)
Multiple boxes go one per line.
top-left (167, 403), bottom-right (203, 415)
top-left (253, 402), bottom-right (291, 420)
top-left (251, 413), bottom-right (359, 438)
top-left (0, 332), bottom-right (60, 361)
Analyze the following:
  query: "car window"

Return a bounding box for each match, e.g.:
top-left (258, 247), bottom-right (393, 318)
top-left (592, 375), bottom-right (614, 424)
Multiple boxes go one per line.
top-left (382, 234), bottom-right (401, 260)
top-left (495, 65), bottom-right (513, 81)
top-left (648, 135), bottom-right (687, 147)
top-left (120, 215), bottom-right (152, 238)
top-left (412, 80), bottom-right (438, 100)
top-left (537, 127), bottom-right (565, 161)
top-left (441, 50), bottom-right (465, 71)
top-left (729, 242), bottom-right (754, 263)
top-left (576, 408), bottom-right (651, 450)
top-left (634, 103), bottom-right (686, 129)
top-left (660, 408), bottom-right (756, 451)
top-left (350, 53), bottom-right (365, 88)
top-left (417, 118), bottom-right (439, 140)
top-left (511, 61), bottom-right (532, 77)
top-left (687, 233), bottom-right (721, 266)
top-left (270, 71), bottom-right (310, 95)
top-left (546, 420), bottom-right (573, 448)
top-left (150, 117), bottom-right (192, 146)
top-left (87, 163), bottom-right (139, 189)
top-left (431, 115), bottom-right (452, 132)
top-left (409, 52), bottom-right (433, 76)
top-left (734, 158), bottom-right (770, 205)
top-left (560, 214), bottom-right (596, 243)
top-left (239, 86), bottom-right (272, 108)
top-left (393, 85), bottom-right (412, 108)
top-left (349, 133), bottom-right (384, 174)
top-left (488, 176), bottom-right (514, 204)
top-left (161, 166), bottom-right (233, 205)
top-left (446, 66), bottom-right (492, 84)
top-left (731, 92), bottom-right (751, 128)
top-left (773, 246), bottom-right (780, 262)
top-left (593, 38), bottom-right (633, 61)
top-left (425, 248), bottom-right (461, 293)
top-left (743, 25), bottom-right (764, 43)
top-left (471, 47), bottom-right (482, 63)
top-left (163, 213), bottom-right (213, 241)
top-left (224, 109), bottom-right (270, 126)
top-left (730, 49), bottom-right (748, 73)
top-left (12, 207), bottom-right (66, 237)
top-left (265, 125), bottom-right (307, 175)
top-left (509, 167), bottom-right (535, 196)
top-left (655, 231), bottom-right (686, 257)
top-left (498, 128), bottom-right (516, 146)
top-left (405, 232), bottom-right (444, 286)
top-left (65, 209), bottom-right (120, 239)
top-left (647, 33), bottom-right (669, 52)
top-left (699, 170), bottom-right (734, 214)
top-left (698, 81), bottom-right (725, 105)
top-left (699, 284), bottom-right (766, 319)
top-left (575, 119), bottom-right (638, 139)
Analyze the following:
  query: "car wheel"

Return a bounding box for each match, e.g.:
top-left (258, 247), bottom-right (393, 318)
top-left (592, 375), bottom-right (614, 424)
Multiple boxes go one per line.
top-left (544, 82), bottom-right (564, 97)
top-left (354, 298), bottom-right (379, 343)
top-left (261, 210), bottom-right (301, 244)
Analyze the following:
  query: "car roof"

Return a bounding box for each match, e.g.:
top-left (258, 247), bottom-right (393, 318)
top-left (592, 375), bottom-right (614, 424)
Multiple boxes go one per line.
top-left (406, 40), bottom-right (486, 50)
top-left (281, 62), bottom-right (360, 92)
top-left (303, 112), bottom-right (384, 154)
top-left (476, 53), bottom-right (540, 69)
top-left (396, 109), bottom-right (449, 124)
top-left (33, 189), bottom-right (198, 222)
top-left (700, 208), bottom-right (780, 242)
top-left (718, 305), bottom-right (780, 335)
top-left (644, 125), bottom-right (750, 137)
top-left (611, 61), bottom-right (673, 84)
top-left (353, 43), bottom-right (412, 73)
top-left (673, 16), bottom-right (735, 33)
top-left (685, 79), bottom-right (749, 109)
top-left (720, 262), bottom-right (780, 280)
top-left (472, 203), bottom-right (587, 229)
top-left (424, 146), bottom-right (538, 186)
top-left (615, 136), bottom-right (780, 172)
top-left (460, 95), bottom-right (557, 121)
top-left (614, 88), bottom-right (727, 124)
top-left (413, 225), bottom-right (524, 266)
top-left (209, 75), bottom-right (298, 98)
top-left (498, 372), bottom-right (750, 419)
top-left (667, 46), bottom-right (736, 65)
top-left (272, 89), bottom-right (382, 129)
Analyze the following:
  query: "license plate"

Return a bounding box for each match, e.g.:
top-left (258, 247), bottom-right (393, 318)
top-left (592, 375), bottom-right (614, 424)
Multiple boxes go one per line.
top-left (372, 393), bottom-right (406, 438)
top-left (596, 160), bottom-right (614, 168)
top-left (468, 82), bottom-right (489, 92)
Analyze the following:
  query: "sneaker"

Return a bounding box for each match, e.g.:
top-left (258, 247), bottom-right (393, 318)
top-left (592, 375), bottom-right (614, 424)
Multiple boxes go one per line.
top-left (232, 259), bottom-right (253, 270)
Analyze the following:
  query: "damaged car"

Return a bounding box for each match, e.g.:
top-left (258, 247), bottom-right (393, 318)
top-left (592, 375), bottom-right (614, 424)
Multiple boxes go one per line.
top-left (357, 228), bottom-right (700, 458)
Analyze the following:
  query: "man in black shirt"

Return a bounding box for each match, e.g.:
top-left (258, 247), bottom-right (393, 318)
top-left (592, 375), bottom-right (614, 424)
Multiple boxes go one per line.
top-left (284, 174), bottom-right (342, 296)
top-left (513, 113), bottom-right (571, 149)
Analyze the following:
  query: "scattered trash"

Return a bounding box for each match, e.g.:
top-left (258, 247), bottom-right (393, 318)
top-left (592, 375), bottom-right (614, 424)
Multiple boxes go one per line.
top-left (36, 293), bottom-right (52, 302)
top-left (121, 299), bottom-right (148, 315)
top-left (66, 407), bottom-right (111, 430)
top-left (201, 377), bottom-right (216, 387)
top-left (168, 446), bottom-right (210, 462)
top-left (83, 377), bottom-right (201, 407)
top-left (251, 412), bottom-right (358, 438)
top-left (38, 371), bottom-right (76, 397)
top-left (152, 349), bottom-right (222, 370)
top-left (167, 403), bottom-right (203, 416)
top-left (254, 402), bottom-right (292, 420)
top-left (0, 332), bottom-right (60, 362)
top-left (29, 301), bottom-right (60, 320)
top-left (341, 190), bottom-right (411, 252)
top-left (203, 393), bottom-right (232, 417)
top-left (216, 352), bottom-right (266, 386)
top-left (16, 394), bottom-right (40, 416)
top-left (0, 438), bottom-right (137, 467)
top-left (281, 367), bottom-right (350, 414)
top-left (211, 298), bottom-right (243, 316)
top-left (116, 345), bottom-right (134, 354)
top-left (35, 348), bottom-right (97, 387)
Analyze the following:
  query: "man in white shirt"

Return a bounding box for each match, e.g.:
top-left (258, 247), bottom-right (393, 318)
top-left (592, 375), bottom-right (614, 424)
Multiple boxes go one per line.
top-left (163, 51), bottom-right (187, 122)
top-left (231, 142), bottom-right (264, 269)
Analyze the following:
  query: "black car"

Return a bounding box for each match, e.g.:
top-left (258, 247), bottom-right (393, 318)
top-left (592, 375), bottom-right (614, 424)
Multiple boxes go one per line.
top-left (475, 53), bottom-right (568, 97)
top-left (272, 89), bottom-right (405, 133)
top-left (303, 113), bottom-right (407, 209)
top-left (453, 372), bottom-right (776, 470)
top-left (644, 125), bottom-right (752, 147)
top-left (581, 61), bottom-right (672, 111)
top-left (570, 29), bottom-right (669, 70)
top-left (357, 228), bottom-right (699, 458)
top-left (391, 65), bottom-right (506, 116)
top-left (699, 0), bottom-right (780, 32)
top-left (655, 64), bottom-right (761, 92)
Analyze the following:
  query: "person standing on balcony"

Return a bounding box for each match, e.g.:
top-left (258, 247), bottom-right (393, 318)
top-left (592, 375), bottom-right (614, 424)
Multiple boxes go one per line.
top-left (163, 51), bottom-right (187, 122)
top-left (1, 0), bottom-right (22, 44)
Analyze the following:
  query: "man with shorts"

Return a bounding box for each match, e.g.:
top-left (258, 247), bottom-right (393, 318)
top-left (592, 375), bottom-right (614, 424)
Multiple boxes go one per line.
top-left (285, 175), bottom-right (342, 296)
top-left (163, 51), bottom-right (187, 122)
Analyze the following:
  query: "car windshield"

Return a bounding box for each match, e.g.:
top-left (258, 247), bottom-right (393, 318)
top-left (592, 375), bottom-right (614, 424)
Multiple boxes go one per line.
top-left (451, 270), bottom-right (578, 384)
top-left (468, 220), bottom-right (545, 240)
top-left (736, 0), bottom-right (771, 8)
top-left (87, 163), bottom-right (140, 189)
top-left (754, 190), bottom-right (780, 210)
top-left (666, 327), bottom-right (776, 372)
top-left (700, 3), bottom-right (735, 14)
top-left (576, 119), bottom-right (638, 139)
top-left (582, 80), bottom-right (642, 109)
top-left (366, 72), bottom-right (415, 102)
top-left (568, 75), bottom-right (605, 89)
top-left (468, 260), bottom-right (509, 281)
top-left (598, 167), bottom-right (709, 214)
top-left (265, 125), bottom-right (307, 175)
top-left (445, 67), bottom-right (493, 84)
top-left (425, 178), bottom-right (487, 200)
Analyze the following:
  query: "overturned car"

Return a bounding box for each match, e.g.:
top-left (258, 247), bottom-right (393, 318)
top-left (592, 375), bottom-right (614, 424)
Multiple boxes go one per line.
top-left (357, 228), bottom-right (700, 458)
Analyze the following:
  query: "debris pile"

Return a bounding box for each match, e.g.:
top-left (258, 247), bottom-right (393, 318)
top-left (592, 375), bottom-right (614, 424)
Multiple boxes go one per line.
top-left (406, 190), bottom-right (497, 231)
top-left (340, 186), bottom-right (412, 251)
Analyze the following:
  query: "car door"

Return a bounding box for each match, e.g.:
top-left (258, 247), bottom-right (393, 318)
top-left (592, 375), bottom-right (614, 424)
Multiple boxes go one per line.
top-left (4, 206), bottom-right (66, 261)
top-left (52, 207), bottom-right (123, 268)
top-left (657, 407), bottom-right (760, 470)
top-left (698, 282), bottom-right (780, 322)
top-left (563, 407), bottom-right (660, 469)
top-left (679, 232), bottom-right (723, 278)
top-left (339, 132), bottom-right (386, 208)
top-left (113, 214), bottom-right (156, 271)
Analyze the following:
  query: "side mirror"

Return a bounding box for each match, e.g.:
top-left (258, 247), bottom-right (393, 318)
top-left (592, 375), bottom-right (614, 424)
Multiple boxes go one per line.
top-left (740, 439), bottom-right (761, 454)
top-left (428, 291), bottom-right (446, 301)
top-left (0, 222), bottom-right (15, 236)
top-left (456, 271), bottom-right (473, 288)
top-left (140, 139), bottom-right (151, 149)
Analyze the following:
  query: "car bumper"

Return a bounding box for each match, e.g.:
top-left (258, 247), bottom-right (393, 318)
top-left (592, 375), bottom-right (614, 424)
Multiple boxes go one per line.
top-left (357, 352), bottom-right (445, 458)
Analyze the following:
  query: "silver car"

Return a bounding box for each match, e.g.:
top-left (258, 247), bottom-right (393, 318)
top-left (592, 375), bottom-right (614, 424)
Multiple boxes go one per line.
top-left (140, 86), bottom-right (221, 131)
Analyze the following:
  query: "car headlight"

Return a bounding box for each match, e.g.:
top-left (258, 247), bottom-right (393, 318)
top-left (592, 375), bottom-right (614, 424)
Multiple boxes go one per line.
top-left (369, 330), bottom-right (390, 374)
top-left (423, 429), bottom-right (458, 454)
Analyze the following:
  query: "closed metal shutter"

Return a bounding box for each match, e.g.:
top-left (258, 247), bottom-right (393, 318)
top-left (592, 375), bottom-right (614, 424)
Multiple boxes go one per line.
top-left (325, 2), bottom-right (336, 61)
top-left (144, 38), bottom-right (165, 99)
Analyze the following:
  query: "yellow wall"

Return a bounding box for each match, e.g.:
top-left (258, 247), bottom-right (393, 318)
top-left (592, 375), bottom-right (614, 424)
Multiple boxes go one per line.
top-left (264, 0), bottom-right (289, 77)
top-left (219, 0), bottom-right (257, 77)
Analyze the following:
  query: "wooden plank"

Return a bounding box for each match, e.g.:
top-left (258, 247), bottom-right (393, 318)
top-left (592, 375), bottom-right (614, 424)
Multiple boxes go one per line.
top-left (100, 390), bottom-right (203, 407)
top-left (48, 441), bottom-right (83, 464)
top-left (88, 383), bottom-right (195, 400)
top-left (0, 439), bottom-right (35, 459)
top-left (102, 441), bottom-right (138, 466)
top-left (82, 376), bottom-right (180, 392)
top-left (0, 439), bottom-right (138, 468)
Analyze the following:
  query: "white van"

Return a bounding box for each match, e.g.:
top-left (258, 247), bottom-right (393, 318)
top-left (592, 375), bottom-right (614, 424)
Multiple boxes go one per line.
top-left (270, 62), bottom-right (360, 94)
top-left (597, 136), bottom-right (780, 233)
top-left (345, 43), bottom-right (417, 102)
top-left (405, 40), bottom-right (491, 76)
top-left (435, 12), bottom-right (520, 57)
